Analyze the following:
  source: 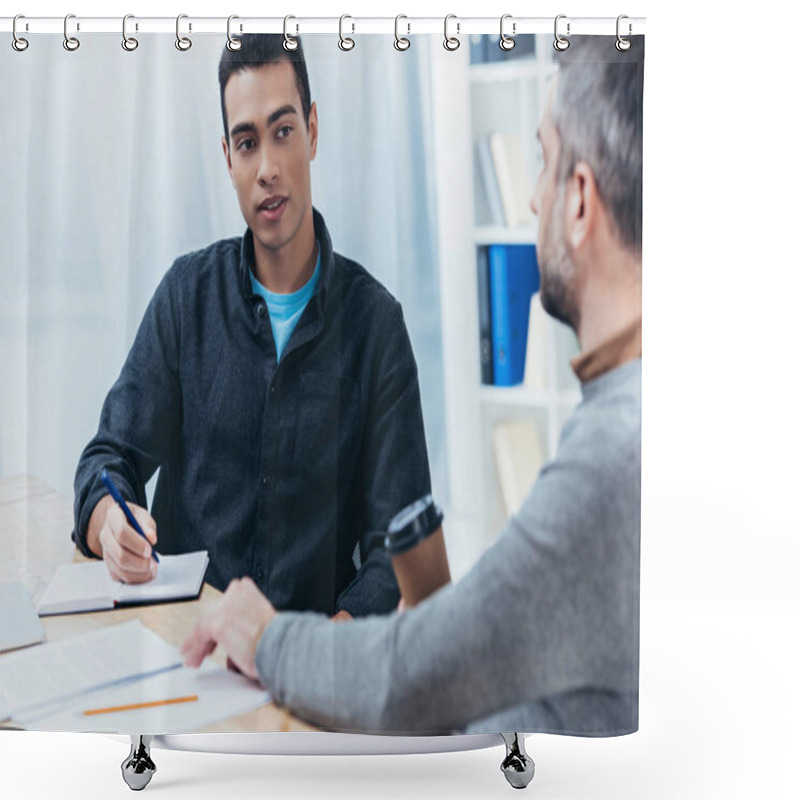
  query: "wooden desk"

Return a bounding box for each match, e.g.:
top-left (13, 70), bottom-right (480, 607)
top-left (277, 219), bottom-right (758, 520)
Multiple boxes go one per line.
top-left (0, 475), bottom-right (315, 733)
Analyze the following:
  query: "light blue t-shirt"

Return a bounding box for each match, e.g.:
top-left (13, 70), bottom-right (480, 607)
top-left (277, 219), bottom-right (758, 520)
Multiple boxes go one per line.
top-left (250, 244), bottom-right (321, 361)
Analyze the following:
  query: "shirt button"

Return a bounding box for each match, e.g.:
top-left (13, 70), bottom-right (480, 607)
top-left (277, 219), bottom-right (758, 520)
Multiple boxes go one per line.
top-left (256, 302), bottom-right (266, 318)
top-left (261, 477), bottom-right (269, 489)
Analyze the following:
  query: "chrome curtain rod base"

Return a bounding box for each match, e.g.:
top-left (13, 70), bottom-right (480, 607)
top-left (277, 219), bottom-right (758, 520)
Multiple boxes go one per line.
top-left (121, 735), bottom-right (156, 791)
top-left (500, 733), bottom-right (535, 789)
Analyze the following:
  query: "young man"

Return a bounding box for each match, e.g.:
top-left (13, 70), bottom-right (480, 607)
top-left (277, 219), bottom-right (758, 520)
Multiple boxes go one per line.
top-left (72, 35), bottom-right (433, 620)
top-left (181, 35), bottom-right (644, 735)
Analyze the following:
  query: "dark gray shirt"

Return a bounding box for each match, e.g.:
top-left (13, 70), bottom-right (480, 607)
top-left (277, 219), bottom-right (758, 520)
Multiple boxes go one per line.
top-left (73, 209), bottom-right (432, 617)
top-left (256, 358), bottom-right (641, 735)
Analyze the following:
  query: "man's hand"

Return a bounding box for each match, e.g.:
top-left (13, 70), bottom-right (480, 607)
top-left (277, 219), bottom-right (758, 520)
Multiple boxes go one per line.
top-left (331, 609), bottom-right (353, 622)
top-left (87, 494), bottom-right (158, 584)
top-left (181, 577), bottom-right (276, 682)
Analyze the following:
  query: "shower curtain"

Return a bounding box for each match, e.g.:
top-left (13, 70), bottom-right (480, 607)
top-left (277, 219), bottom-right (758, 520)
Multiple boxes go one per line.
top-left (0, 22), bottom-right (644, 740)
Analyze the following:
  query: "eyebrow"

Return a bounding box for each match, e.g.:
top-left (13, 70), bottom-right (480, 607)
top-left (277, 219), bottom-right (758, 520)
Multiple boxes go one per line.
top-left (230, 121), bottom-right (257, 140)
top-left (230, 105), bottom-right (299, 142)
top-left (266, 104), bottom-right (298, 127)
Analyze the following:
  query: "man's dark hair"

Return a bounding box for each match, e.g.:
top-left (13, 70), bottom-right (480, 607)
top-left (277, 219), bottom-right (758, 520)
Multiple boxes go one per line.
top-left (218, 34), bottom-right (312, 143)
top-left (553, 36), bottom-right (644, 255)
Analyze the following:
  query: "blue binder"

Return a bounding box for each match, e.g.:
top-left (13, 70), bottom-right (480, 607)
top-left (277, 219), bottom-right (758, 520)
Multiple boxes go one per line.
top-left (488, 245), bottom-right (540, 386)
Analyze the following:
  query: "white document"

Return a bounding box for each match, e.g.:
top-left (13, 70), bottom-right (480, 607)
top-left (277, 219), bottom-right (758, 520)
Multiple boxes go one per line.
top-left (37, 550), bottom-right (209, 616)
top-left (0, 619), bottom-right (182, 723)
top-left (19, 662), bottom-right (271, 733)
top-left (0, 582), bottom-right (46, 652)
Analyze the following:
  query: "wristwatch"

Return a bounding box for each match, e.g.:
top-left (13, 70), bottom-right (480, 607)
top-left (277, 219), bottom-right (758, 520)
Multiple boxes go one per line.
top-left (385, 494), bottom-right (444, 556)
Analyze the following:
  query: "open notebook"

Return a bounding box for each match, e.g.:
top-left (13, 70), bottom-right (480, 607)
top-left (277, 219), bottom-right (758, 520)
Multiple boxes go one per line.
top-left (37, 551), bottom-right (209, 616)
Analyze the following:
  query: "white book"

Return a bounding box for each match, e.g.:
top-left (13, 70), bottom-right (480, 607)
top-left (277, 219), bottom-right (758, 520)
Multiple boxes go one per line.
top-left (523, 293), bottom-right (548, 392)
top-left (489, 132), bottom-right (536, 228)
top-left (37, 550), bottom-right (209, 616)
top-left (476, 136), bottom-right (506, 226)
top-left (492, 418), bottom-right (543, 519)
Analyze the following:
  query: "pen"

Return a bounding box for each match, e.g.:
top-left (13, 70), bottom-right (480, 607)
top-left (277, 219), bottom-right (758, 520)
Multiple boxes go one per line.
top-left (83, 695), bottom-right (198, 716)
top-left (100, 467), bottom-right (160, 564)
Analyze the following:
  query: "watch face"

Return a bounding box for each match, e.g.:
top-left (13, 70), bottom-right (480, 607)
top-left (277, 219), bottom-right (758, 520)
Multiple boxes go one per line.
top-left (388, 494), bottom-right (434, 535)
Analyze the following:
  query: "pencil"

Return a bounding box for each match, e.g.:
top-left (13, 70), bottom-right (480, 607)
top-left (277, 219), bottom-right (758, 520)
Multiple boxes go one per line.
top-left (82, 694), bottom-right (199, 716)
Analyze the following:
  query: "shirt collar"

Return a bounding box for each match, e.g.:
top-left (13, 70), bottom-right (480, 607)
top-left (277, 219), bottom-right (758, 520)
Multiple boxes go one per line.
top-left (570, 315), bottom-right (642, 383)
top-left (239, 207), bottom-right (335, 308)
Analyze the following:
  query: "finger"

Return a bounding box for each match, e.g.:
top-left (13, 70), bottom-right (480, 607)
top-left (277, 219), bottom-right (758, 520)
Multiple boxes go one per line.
top-left (100, 528), bottom-right (156, 583)
top-left (226, 656), bottom-right (242, 674)
top-left (104, 506), bottom-right (153, 561)
top-left (181, 618), bottom-right (222, 666)
top-left (129, 503), bottom-right (158, 545)
top-left (183, 638), bottom-right (216, 668)
top-left (116, 525), bottom-right (156, 560)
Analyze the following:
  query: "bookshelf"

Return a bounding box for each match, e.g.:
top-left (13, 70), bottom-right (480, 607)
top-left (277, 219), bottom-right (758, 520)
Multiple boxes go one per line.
top-left (430, 36), bottom-right (580, 576)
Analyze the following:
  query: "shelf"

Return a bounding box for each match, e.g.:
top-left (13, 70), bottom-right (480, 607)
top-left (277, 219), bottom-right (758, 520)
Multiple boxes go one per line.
top-left (469, 59), bottom-right (540, 84)
top-left (469, 58), bottom-right (558, 85)
top-left (479, 385), bottom-right (581, 409)
top-left (475, 225), bottom-right (537, 246)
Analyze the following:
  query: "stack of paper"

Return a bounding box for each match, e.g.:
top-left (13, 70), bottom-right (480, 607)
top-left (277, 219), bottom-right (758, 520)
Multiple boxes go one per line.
top-left (23, 662), bottom-right (271, 733)
top-left (0, 619), bottom-right (270, 733)
top-left (0, 620), bottom-right (181, 723)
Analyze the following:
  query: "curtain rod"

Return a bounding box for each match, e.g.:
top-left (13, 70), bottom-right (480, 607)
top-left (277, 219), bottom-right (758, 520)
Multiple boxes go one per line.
top-left (1, 15), bottom-right (646, 37)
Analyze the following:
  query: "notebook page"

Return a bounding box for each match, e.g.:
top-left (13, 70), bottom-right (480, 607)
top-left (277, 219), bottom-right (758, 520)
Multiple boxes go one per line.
top-left (115, 551), bottom-right (209, 604)
top-left (37, 561), bottom-right (116, 615)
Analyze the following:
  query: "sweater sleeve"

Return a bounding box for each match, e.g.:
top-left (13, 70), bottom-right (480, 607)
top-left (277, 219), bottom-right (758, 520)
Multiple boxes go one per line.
top-left (255, 409), bottom-right (641, 733)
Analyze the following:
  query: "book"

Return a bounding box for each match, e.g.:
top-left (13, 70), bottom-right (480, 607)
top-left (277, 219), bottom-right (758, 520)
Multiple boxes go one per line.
top-left (492, 417), bottom-right (543, 519)
top-left (489, 133), bottom-right (535, 228)
top-left (477, 247), bottom-right (494, 385)
top-left (476, 136), bottom-right (506, 226)
top-left (37, 550), bottom-right (209, 616)
top-left (523, 293), bottom-right (548, 392)
top-left (0, 582), bottom-right (46, 653)
top-left (489, 245), bottom-right (540, 386)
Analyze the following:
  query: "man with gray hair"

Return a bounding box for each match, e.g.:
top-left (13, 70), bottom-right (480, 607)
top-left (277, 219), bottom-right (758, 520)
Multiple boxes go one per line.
top-left (182, 35), bottom-right (644, 737)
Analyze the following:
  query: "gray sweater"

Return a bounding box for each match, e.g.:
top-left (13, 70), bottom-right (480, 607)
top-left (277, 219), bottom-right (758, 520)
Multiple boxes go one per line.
top-left (256, 358), bottom-right (641, 736)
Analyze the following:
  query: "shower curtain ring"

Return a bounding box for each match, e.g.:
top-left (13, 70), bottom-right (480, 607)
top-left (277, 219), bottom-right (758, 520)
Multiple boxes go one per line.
top-left (554, 14), bottom-right (570, 51)
top-left (175, 14), bottom-right (192, 51)
top-left (227, 15), bottom-right (242, 51)
top-left (443, 14), bottom-right (460, 51)
top-left (394, 15), bottom-right (410, 51)
top-left (12, 14), bottom-right (29, 51)
top-left (616, 15), bottom-right (632, 51)
top-left (122, 14), bottom-right (139, 51)
top-left (283, 16), bottom-right (299, 51)
top-left (63, 13), bottom-right (80, 51)
top-left (338, 15), bottom-right (355, 51)
top-left (499, 14), bottom-right (516, 51)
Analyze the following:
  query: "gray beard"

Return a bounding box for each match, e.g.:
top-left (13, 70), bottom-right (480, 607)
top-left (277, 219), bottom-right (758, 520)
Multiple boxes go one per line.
top-left (538, 184), bottom-right (579, 332)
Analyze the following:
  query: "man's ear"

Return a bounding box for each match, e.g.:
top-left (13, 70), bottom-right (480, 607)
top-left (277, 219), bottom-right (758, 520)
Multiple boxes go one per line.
top-left (565, 161), bottom-right (598, 252)
top-left (307, 101), bottom-right (319, 161)
top-left (221, 135), bottom-right (236, 187)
